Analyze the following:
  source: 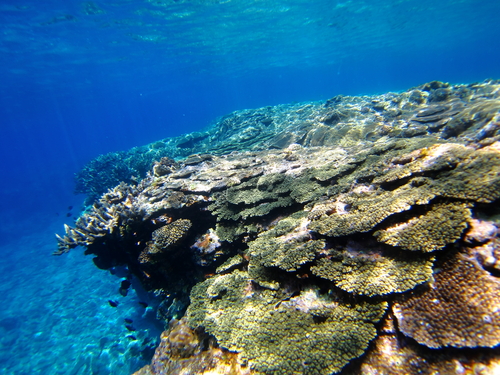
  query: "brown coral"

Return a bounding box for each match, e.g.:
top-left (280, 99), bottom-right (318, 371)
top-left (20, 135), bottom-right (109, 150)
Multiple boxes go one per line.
top-left (357, 315), bottom-right (500, 375)
top-left (393, 250), bottom-right (500, 348)
top-left (133, 317), bottom-right (250, 375)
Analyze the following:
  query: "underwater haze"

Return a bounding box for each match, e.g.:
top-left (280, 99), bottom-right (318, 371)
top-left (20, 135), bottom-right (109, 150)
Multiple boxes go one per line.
top-left (0, 0), bottom-right (499, 374)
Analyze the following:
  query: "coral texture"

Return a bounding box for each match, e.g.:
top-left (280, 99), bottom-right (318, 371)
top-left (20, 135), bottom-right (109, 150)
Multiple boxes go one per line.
top-left (394, 250), bottom-right (500, 348)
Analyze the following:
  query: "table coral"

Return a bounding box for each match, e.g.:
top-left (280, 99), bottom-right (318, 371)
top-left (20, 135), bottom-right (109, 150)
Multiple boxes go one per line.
top-left (247, 212), bottom-right (324, 272)
top-left (373, 202), bottom-right (472, 252)
top-left (308, 185), bottom-right (435, 237)
top-left (187, 270), bottom-right (387, 375)
top-left (310, 245), bottom-right (434, 296)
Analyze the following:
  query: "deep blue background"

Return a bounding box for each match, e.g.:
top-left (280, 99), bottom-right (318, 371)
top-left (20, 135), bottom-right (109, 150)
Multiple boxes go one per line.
top-left (1, 1), bottom-right (499, 235)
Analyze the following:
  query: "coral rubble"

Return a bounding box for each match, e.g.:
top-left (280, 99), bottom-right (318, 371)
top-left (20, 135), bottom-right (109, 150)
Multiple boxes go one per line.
top-left (57, 80), bottom-right (500, 375)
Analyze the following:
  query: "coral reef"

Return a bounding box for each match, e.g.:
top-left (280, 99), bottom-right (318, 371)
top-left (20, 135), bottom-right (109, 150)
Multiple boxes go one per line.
top-left (56, 80), bottom-right (500, 375)
top-left (75, 79), bottom-right (500, 201)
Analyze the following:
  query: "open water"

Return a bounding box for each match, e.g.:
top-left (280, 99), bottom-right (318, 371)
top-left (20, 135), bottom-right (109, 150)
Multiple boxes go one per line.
top-left (0, 0), bottom-right (499, 374)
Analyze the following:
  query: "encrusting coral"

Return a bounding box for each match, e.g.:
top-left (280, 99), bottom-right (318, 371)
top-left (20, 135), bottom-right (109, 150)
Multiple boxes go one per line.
top-left (56, 80), bottom-right (500, 375)
top-left (132, 317), bottom-right (251, 375)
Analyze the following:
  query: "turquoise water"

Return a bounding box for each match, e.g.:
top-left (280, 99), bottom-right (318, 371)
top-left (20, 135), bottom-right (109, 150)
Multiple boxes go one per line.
top-left (0, 0), bottom-right (499, 373)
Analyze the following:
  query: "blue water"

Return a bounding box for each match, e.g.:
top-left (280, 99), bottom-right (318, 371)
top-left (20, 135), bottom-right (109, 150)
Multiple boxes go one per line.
top-left (0, 0), bottom-right (499, 373)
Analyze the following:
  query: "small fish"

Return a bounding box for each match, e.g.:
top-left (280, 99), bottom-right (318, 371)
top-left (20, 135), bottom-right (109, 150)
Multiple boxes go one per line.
top-left (121, 280), bottom-right (131, 289)
top-left (138, 301), bottom-right (148, 308)
top-left (68, 206), bottom-right (73, 210)
top-left (108, 300), bottom-right (119, 307)
top-left (119, 279), bottom-right (131, 297)
top-left (126, 335), bottom-right (137, 341)
top-left (124, 318), bottom-right (133, 324)
top-left (66, 212), bottom-right (72, 217)
top-left (125, 325), bottom-right (136, 332)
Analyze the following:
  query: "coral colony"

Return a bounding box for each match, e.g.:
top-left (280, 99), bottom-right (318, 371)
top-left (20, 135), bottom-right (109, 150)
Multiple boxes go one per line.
top-left (57, 81), bottom-right (500, 374)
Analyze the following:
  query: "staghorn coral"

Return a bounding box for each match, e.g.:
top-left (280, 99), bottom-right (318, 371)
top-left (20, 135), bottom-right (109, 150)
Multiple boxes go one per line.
top-left (373, 202), bottom-right (472, 252)
top-left (310, 241), bottom-right (434, 296)
top-left (54, 181), bottom-right (136, 255)
top-left (187, 270), bottom-right (387, 375)
top-left (393, 249), bottom-right (500, 349)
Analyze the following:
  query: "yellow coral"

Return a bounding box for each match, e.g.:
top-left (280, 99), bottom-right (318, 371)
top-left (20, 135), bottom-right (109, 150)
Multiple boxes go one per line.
top-left (310, 248), bottom-right (434, 296)
top-left (187, 270), bottom-right (387, 375)
top-left (374, 202), bottom-right (472, 252)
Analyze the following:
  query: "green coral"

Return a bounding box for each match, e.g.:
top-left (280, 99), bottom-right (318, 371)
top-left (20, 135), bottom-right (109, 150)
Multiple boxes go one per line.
top-left (187, 270), bottom-right (387, 375)
top-left (247, 212), bottom-right (324, 272)
top-left (308, 185), bottom-right (435, 237)
top-left (374, 202), bottom-right (472, 252)
top-left (208, 173), bottom-right (295, 221)
top-left (310, 250), bottom-right (434, 296)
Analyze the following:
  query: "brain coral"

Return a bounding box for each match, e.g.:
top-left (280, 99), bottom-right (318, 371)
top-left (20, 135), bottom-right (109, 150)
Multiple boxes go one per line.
top-left (373, 202), bottom-right (472, 252)
top-left (150, 218), bottom-right (192, 252)
top-left (393, 250), bottom-right (500, 348)
top-left (310, 244), bottom-right (434, 296)
top-left (187, 270), bottom-right (387, 375)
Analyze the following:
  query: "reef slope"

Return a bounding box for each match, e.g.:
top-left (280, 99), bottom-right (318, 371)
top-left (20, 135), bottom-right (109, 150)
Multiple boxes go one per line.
top-left (57, 80), bottom-right (500, 375)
